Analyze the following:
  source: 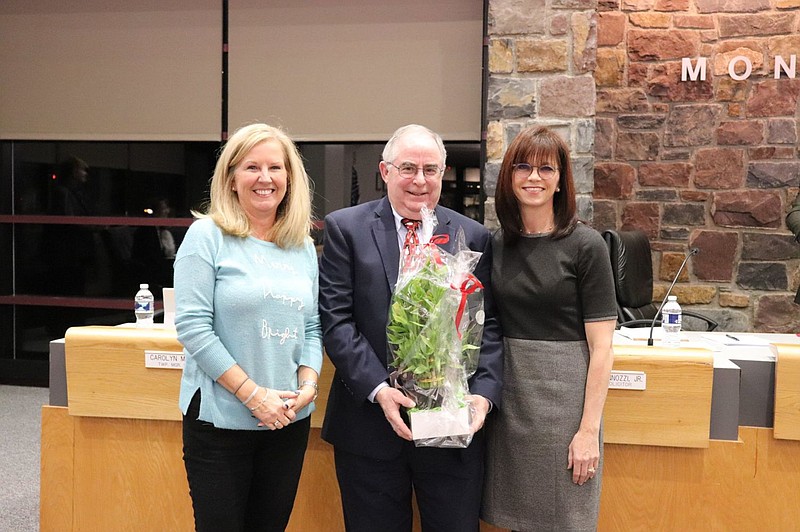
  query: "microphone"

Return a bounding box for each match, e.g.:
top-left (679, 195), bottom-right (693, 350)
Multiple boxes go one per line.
top-left (647, 247), bottom-right (700, 346)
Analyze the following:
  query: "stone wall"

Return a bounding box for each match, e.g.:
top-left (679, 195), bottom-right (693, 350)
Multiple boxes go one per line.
top-left (593, 0), bottom-right (800, 332)
top-left (485, 0), bottom-right (800, 332)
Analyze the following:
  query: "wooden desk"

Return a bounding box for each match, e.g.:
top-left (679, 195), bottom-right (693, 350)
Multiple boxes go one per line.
top-left (41, 327), bottom-right (800, 531)
top-left (45, 325), bottom-right (341, 532)
top-left (774, 342), bottom-right (800, 441)
top-left (604, 345), bottom-right (713, 448)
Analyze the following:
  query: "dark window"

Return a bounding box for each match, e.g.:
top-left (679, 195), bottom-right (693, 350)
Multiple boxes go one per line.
top-left (0, 140), bottom-right (218, 384)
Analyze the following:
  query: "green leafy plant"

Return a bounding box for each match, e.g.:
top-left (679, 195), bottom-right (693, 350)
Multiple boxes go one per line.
top-left (387, 255), bottom-right (450, 390)
top-left (387, 254), bottom-right (479, 403)
top-left (386, 220), bottom-right (485, 447)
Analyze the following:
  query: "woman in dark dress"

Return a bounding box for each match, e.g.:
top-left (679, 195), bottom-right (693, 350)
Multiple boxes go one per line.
top-left (482, 126), bottom-right (617, 531)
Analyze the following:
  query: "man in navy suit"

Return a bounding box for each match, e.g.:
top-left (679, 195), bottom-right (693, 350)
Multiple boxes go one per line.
top-left (319, 124), bottom-right (503, 531)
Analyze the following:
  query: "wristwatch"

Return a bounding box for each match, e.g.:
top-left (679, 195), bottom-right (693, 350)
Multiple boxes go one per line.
top-left (299, 380), bottom-right (319, 401)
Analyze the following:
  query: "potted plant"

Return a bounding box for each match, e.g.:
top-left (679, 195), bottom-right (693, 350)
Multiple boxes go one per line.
top-left (386, 208), bottom-right (484, 448)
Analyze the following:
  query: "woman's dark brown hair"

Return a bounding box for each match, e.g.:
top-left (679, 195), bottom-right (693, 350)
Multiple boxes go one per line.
top-left (495, 126), bottom-right (578, 246)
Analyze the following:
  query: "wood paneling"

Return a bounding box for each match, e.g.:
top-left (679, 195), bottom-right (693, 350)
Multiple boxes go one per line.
top-left (310, 357), bottom-right (334, 429)
top-left (72, 415), bottom-right (193, 531)
top-left (44, 408), bottom-right (800, 531)
top-left (774, 343), bottom-right (800, 440)
top-left (597, 426), bottom-right (800, 531)
top-left (65, 326), bottom-right (183, 421)
top-left (40, 406), bottom-right (74, 532)
top-left (604, 345), bottom-right (714, 448)
top-left (64, 325), bottom-right (334, 428)
top-left (288, 430), bottom-right (343, 531)
top-left (40, 407), bottom-right (347, 532)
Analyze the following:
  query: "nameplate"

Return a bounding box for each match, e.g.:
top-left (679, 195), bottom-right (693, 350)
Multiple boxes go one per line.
top-left (144, 350), bottom-right (185, 369)
top-left (609, 370), bottom-right (646, 390)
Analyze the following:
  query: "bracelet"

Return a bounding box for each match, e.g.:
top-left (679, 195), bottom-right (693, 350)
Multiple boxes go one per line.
top-left (299, 380), bottom-right (319, 401)
top-left (241, 385), bottom-right (260, 406)
top-left (249, 388), bottom-right (270, 411)
top-left (233, 377), bottom-right (250, 396)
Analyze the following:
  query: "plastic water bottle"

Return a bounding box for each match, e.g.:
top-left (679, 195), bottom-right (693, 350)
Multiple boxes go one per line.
top-left (134, 283), bottom-right (155, 327)
top-left (661, 295), bottom-right (682, 347)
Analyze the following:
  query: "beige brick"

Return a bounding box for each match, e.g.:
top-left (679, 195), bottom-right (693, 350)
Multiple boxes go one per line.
top-left (629, 12), bottom-right (672, 28)
top-left (489, 38), bottom-right (514, 74)
top-left (660, 252), bottom-right (690, 282)
top-left (517, 39), bottom-right (568, 73)
top-left (622, 0), bottom-right (656, 10)
top-left (653, 285), bottom-right (716, 304)
top-left (655, 0), bottom-right (689, 10)
top-left (713, 47), bottom-right (764, 77)
top-left (717, 39), bottom-right (762, 53)
top-left (489, 0), bottom-right (547, 35)
top-left (716, 77), bottom-right (748, 101)
top-left (572, 12), bottom-right (598, 73)
top-left (768, 35), bottom-right (800, 63)
top-left (728, 102), bottom-right (744, 117)
top-left (719, 292), bottom-right (750, 307)
top-left (674, 15), bottom-right (715, 29)
top-left (596, 48), bottom-right (627, 87)
top-left (486, 122), bottom-right (504, 162)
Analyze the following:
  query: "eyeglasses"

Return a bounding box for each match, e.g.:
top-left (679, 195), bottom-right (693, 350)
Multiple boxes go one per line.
top-left (513, 163), bottom-right (558, 180)
top-left (385, 162), bottom-right (444, 180)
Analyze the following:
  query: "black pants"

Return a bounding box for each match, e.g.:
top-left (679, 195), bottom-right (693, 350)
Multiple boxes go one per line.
top-left (334, 443), bottom-right (483, 532)
top-left (182, 391), bottom-right (310, 532)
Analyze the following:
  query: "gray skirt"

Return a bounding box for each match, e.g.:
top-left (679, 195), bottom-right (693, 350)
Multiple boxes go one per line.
top-left (481, 338), bottom-right (603, 531)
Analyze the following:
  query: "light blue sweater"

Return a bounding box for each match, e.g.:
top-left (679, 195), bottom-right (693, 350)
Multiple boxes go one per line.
top-left (174, 218), bottom-right (322, 430)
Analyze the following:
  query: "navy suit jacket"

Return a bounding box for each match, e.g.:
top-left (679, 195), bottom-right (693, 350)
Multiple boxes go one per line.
top-left (319, 197), bottom-right (503, 460)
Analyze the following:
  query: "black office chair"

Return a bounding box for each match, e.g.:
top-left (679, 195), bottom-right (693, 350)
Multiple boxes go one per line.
top-left (603, 229), bottom-right (718, 331)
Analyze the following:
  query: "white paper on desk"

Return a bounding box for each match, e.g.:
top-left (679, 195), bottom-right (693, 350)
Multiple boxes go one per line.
top-left (618, 326), bottom-right (663, 341)
top-left (702, 334), bottom-right (771, 347)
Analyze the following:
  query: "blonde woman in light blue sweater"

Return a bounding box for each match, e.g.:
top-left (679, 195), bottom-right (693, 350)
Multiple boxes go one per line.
top-left (175, 123), bottom-right (322, 532)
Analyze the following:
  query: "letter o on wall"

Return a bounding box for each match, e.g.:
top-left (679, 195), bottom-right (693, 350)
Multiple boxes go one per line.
top-left (728, 56), bottom-right (753, 81)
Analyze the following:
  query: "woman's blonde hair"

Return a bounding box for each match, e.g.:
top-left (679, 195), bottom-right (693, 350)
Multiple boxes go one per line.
top-left (197, 123), bottom-right (313, 248)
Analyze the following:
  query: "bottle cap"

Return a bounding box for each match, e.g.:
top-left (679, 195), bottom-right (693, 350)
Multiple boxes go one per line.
top-left (667, 295), bottom-right (677, 301)
top-left (140, 283), bottom-right (149, 289)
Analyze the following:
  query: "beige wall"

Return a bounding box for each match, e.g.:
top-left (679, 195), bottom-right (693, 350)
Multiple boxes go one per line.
top-left (0, 0), bottom-right (483, 142)
top-left (0, 0), bottom-right (222, 140)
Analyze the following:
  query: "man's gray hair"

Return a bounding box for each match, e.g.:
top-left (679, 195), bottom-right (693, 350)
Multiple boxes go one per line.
top-left (382, 124), bottom-right (447, 165)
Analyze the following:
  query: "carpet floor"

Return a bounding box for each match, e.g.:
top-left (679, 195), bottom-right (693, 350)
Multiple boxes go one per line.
top-left (0, 385), bottom-right (47, 532)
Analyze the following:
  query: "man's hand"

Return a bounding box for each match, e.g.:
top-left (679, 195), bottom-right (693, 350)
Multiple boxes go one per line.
top-left (375, 387), bottom-right (416, 441)
top-left (466, 394), bottom-right (491, 433)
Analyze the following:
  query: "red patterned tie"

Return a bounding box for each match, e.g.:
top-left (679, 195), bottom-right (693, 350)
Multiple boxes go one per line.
top-left (401, 218), bottom-right (421, 253)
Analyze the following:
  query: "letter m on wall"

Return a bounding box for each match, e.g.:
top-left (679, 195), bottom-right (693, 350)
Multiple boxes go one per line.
top-left (682, 58), bottom-right (707, 81)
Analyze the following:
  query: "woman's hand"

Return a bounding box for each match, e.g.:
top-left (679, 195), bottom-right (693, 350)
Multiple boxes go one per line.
top-left (246, 388), bottom-right (299, 429)
top-left (568, 428), bottom-right (599, 486)
top-left (289, 385), bottom-right (316, 413)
